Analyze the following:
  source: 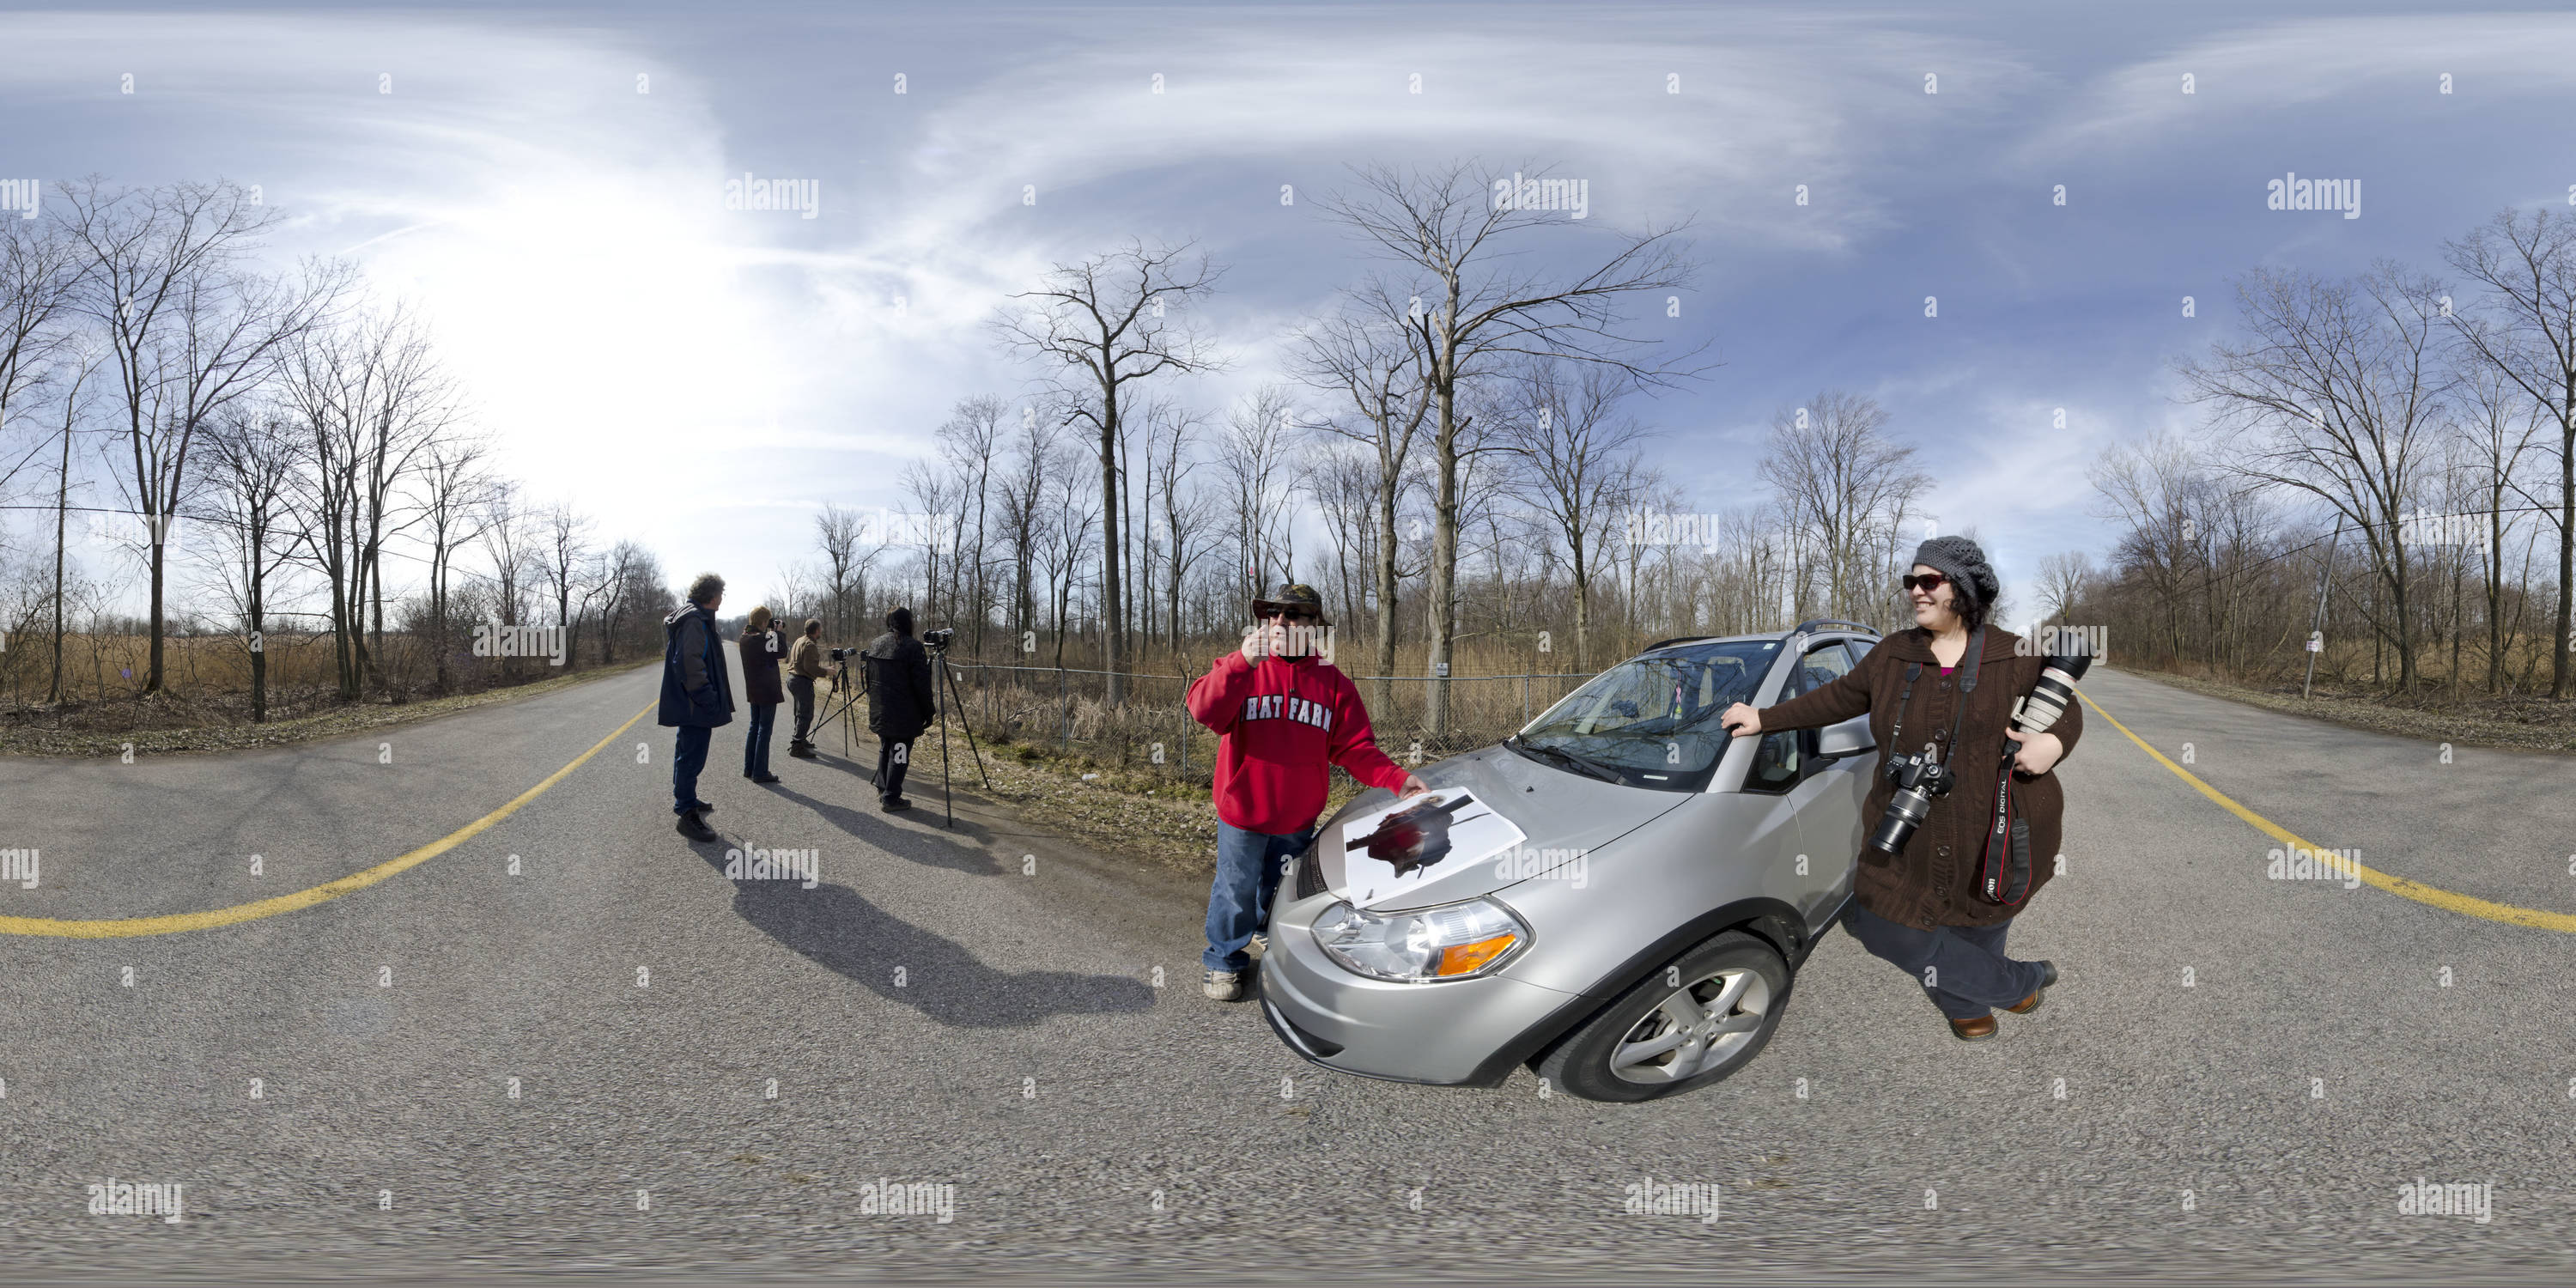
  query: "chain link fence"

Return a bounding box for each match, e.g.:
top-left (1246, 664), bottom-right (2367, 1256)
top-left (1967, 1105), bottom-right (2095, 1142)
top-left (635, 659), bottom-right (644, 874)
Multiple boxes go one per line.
top-left (940, 659), bottom-right (1595, 790)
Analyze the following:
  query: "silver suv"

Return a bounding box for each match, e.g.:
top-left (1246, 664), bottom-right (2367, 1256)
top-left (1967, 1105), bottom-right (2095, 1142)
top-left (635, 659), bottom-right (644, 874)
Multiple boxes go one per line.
top-left (1260, 622), bottom-right (1881, 1102)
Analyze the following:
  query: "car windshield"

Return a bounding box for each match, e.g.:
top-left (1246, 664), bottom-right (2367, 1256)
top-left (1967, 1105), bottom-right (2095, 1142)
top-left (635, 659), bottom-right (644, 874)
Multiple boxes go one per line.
top-left (1509, 640), bottom-right (1782, 793)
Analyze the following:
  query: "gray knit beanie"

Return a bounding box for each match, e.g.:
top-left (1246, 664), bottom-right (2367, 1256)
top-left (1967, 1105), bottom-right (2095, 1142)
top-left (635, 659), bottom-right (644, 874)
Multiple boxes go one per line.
top-left (1911, 535), bottom-right (1998, 620)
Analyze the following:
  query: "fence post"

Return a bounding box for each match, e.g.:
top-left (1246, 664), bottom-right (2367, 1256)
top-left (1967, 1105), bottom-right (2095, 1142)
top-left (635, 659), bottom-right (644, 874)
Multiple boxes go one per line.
top-left (1058, 666), bottom-right (1070, 747)
top-left (1521, 674), bottom-right (1528, 723)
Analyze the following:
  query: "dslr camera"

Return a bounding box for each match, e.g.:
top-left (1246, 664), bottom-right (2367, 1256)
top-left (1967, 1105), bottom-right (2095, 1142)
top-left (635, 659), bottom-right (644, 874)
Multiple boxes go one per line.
top-left (828, 646), bottom-right (860, 662)
top-left (920, 627), bottom-right (955, 650)
top-left (1866, 747), bottom-right (1956, 856)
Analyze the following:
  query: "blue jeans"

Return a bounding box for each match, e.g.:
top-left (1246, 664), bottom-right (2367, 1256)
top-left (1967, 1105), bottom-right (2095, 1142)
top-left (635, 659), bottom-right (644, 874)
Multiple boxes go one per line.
top-left (743, 703), bottom-right (777, 777)
top-left (1203, 821), bottom-right (1315, 973)
top-left (1841, 902), bottom-right (2044, 1020)
top-left (671, 725), bottom-right (713, 817)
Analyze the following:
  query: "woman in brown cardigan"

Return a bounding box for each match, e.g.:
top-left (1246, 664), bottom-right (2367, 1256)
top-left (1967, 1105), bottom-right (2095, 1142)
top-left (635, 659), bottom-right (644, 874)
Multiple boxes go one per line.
top-left (1721, 536), bottom-right (2082, 1042)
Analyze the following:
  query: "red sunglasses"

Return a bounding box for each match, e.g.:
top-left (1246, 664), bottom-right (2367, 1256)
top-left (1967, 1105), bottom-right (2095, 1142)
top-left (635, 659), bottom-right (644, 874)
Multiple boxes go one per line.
top-left (1901, 573), bottom-right (1947, 592)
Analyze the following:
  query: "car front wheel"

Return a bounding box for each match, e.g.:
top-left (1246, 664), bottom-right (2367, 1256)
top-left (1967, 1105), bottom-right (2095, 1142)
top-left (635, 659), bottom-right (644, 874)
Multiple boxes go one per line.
top-left (1534, 930), bottom-right (1791, 1103)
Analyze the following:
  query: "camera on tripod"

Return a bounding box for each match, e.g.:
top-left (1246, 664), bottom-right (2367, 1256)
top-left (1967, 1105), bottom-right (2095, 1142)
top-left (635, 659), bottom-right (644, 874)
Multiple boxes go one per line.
top-left (828, 646), bottom-right (859, 662)
top-left (920, 628), bottom-right (954, 650)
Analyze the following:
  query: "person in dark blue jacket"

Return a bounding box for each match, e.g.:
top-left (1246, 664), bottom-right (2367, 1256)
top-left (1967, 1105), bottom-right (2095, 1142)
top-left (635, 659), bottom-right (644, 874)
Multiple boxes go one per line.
top-left (661, 573), bottom-right (736, 841)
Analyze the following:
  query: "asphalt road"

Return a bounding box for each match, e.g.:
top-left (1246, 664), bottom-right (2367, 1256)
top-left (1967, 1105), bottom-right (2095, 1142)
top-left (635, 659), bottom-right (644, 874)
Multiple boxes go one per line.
top-left (3, 653), bottom-right (2573, 1284)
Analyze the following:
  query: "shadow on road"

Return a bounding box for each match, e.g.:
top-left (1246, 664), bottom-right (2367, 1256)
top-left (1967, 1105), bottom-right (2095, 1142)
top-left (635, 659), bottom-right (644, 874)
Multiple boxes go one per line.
top-left (724, 879), bottom-right (1156, 1026)
top-left (766, 785), bottom-right (1000, 874)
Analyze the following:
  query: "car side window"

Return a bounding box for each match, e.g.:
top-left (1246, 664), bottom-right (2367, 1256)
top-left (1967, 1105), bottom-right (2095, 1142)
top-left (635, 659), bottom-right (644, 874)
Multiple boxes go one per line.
top-left (1747, 641), bottom-right (1863, 794)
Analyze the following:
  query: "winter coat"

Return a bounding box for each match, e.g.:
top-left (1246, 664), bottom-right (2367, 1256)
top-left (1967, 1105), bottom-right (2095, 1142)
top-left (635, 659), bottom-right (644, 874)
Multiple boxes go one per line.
top-left (1186, 649), bottom-right (1410, 835)
top-left (861, 630), bottom-right (935, 742)
top-left (738, 625), bottom-right (787, 706)
top-left (659, 604), bottom-right (736, 728)
top-left (1755, 625), bottom-right (2084, 929)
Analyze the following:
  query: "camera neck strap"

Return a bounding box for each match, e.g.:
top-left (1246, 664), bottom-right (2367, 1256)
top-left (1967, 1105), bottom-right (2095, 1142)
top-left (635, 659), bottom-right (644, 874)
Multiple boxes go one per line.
top-left (1887, 626), bottom-right (1984, 762)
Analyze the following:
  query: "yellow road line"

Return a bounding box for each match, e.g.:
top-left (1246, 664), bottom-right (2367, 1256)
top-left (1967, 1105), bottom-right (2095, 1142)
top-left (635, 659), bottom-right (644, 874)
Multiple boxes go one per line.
top-left (2078, 690), bottom-right (2576, 933)
top-left (0, 703), bottom-right (656, 939)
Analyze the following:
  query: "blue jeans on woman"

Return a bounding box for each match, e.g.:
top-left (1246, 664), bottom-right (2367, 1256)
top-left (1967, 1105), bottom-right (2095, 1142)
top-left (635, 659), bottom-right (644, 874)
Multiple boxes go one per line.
top-left (743, 702), bottom-right (777, 777)
top-left (1841, 902), bottom-right (2045, 1019)
top-left (1203, 821), bottom-right (1315, 973)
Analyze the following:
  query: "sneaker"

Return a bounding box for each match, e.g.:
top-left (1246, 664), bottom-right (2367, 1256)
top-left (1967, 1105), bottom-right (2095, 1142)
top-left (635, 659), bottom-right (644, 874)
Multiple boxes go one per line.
top-left (675, 809), bottom-right (718, 843)
top-left (882, 796), bottom-right (912, 812)
top-left (1202, 969), bottom-right (1242, 1002)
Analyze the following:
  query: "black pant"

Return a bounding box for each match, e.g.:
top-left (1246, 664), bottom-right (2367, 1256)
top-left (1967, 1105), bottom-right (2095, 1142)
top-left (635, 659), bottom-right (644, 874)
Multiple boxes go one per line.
top-left (1841, 902), bottom-right (2044, 1020)
top-left (874, 736), bottom-right (914, 802)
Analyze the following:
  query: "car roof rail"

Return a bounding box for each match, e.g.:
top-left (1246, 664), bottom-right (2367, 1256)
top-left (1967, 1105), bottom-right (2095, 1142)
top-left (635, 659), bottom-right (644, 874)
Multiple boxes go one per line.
top-left (1793, 618), bottom-right (1881, 637)
top-left (1639, 635), bottom-right (1720, 653)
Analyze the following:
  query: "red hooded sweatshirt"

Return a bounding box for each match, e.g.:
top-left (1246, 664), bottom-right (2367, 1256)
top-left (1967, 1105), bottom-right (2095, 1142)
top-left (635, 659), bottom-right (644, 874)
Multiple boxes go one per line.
top-left (1187, 649), bottom-right (1409, 835)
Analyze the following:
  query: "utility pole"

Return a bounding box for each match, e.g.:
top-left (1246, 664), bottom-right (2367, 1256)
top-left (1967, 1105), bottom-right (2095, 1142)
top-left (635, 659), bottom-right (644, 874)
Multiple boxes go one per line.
top-left (2302, 520), bottom-right (2342, 700)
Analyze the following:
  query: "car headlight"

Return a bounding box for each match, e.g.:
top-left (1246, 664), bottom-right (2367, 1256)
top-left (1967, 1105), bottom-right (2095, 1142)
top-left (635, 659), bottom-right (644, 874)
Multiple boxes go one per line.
top-left (1309, 897), bottom-right (1529, 982)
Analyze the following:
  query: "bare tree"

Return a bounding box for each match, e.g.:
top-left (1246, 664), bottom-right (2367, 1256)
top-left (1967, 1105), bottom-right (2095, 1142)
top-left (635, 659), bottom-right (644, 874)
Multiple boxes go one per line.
top-left (199, 407), bottom-right (301, 721)
top-left (1293, 301), bottom-right (1431, 699)
top-left (1315, 160), bottom-right (1703, 731)
top-left (2451, 351), bottom-right (2549, 692)
top-left (938, 396), bottom-right (1005, 654)
top-left (1501, 360), bottom-right (1656, 671)
top-left (2445, 208), bottom-right (2576, 696)
top-left (1759, 391), bottom-right (1929, 626)
top-left (537, 501), bottom-right (597, 661)
top-left (42, 345), bottom-right (100, 704)
top-left (1221, 385), bottom-right (1300, 601)
top-left (59, 177), bottom-right (348, 695)
top-left (0, 216), bottom-right (75, 488)
top-left (2034, 550), bottom-right (2094, 628)
top-left (2182, 263), bottom-right (2451, 691)
top-left (993, 238), bottom-right (1224, 704)
top-left (814, 501), bottom-right (882, 643)
top-left (416, 429), bottom-right (492, 693)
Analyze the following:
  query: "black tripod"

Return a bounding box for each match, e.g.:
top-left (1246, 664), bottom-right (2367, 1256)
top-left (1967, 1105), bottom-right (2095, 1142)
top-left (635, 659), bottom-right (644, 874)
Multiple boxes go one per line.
top-left (927, 647), bottom-right (993, 829)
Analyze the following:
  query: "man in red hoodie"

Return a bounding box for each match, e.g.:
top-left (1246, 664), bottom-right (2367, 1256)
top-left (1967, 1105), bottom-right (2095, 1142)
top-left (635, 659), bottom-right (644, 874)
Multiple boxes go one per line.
top-left (1188, 582), bottom-right (1425, 1001)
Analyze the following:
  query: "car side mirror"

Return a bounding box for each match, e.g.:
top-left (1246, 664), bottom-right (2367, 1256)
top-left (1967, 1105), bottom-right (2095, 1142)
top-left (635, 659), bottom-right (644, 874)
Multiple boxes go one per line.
top-left (1817, 714), bottom-right (1874, 761)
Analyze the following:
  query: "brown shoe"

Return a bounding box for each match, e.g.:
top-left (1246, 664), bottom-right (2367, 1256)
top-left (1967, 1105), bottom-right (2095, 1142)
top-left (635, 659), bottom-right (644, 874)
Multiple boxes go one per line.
top-left (2005, 961), bottom-right (2059, 1015)
top-left (1948, 1013), bottom-right (1997, 1041)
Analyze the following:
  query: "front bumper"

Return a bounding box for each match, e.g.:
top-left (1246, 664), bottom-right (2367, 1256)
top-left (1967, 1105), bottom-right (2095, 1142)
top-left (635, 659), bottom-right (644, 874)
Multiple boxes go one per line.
top-left (1258, 885), bottom-right (1582, 1086)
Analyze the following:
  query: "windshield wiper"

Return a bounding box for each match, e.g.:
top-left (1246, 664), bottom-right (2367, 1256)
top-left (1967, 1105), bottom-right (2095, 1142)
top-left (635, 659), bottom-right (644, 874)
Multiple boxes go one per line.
top-left (1504, 734), bottom-right (1624, 784)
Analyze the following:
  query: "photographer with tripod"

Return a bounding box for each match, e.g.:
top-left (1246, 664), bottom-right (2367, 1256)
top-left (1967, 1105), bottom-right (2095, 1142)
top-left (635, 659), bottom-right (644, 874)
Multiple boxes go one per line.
top-left (1718, 536), bottom-right (2087, 1043)
top-left (859, 606), bottom-right (936, 812)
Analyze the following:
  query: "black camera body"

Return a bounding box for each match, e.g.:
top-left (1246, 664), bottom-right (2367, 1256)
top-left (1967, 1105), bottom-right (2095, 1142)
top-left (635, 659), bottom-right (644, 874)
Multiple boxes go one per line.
top-left (1867, 748), bottom-right (1955, 855)
top-left (828, 646), bottom-right (859, 662)
top-left (920, 628), bottom-right (954, 650)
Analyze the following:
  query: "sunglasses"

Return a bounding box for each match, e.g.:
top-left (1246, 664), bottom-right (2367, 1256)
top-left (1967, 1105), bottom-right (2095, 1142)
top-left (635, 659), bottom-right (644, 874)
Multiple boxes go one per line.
top-left (1901, 573), bottom-right (1947, 592)
top-left (1258, 607), bottom-right (1321, 623)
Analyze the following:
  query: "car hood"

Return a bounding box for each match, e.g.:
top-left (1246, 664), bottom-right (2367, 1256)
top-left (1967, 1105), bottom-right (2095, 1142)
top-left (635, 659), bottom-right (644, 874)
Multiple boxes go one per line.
top-left (1312, 743), bottom-right (1693, 912)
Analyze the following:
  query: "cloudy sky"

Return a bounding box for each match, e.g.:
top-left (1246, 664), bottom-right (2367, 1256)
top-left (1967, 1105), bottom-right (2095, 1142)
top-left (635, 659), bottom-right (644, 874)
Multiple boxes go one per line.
top-left (9, 0), bottom-right (2576, 611)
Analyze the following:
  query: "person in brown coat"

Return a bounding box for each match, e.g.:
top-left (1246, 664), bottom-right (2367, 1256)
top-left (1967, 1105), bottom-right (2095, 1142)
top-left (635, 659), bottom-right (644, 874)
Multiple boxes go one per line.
top-left (738, 606), bottom-right (787, 783)
top-left (1721, 535), bottom-right (2083, 1042)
